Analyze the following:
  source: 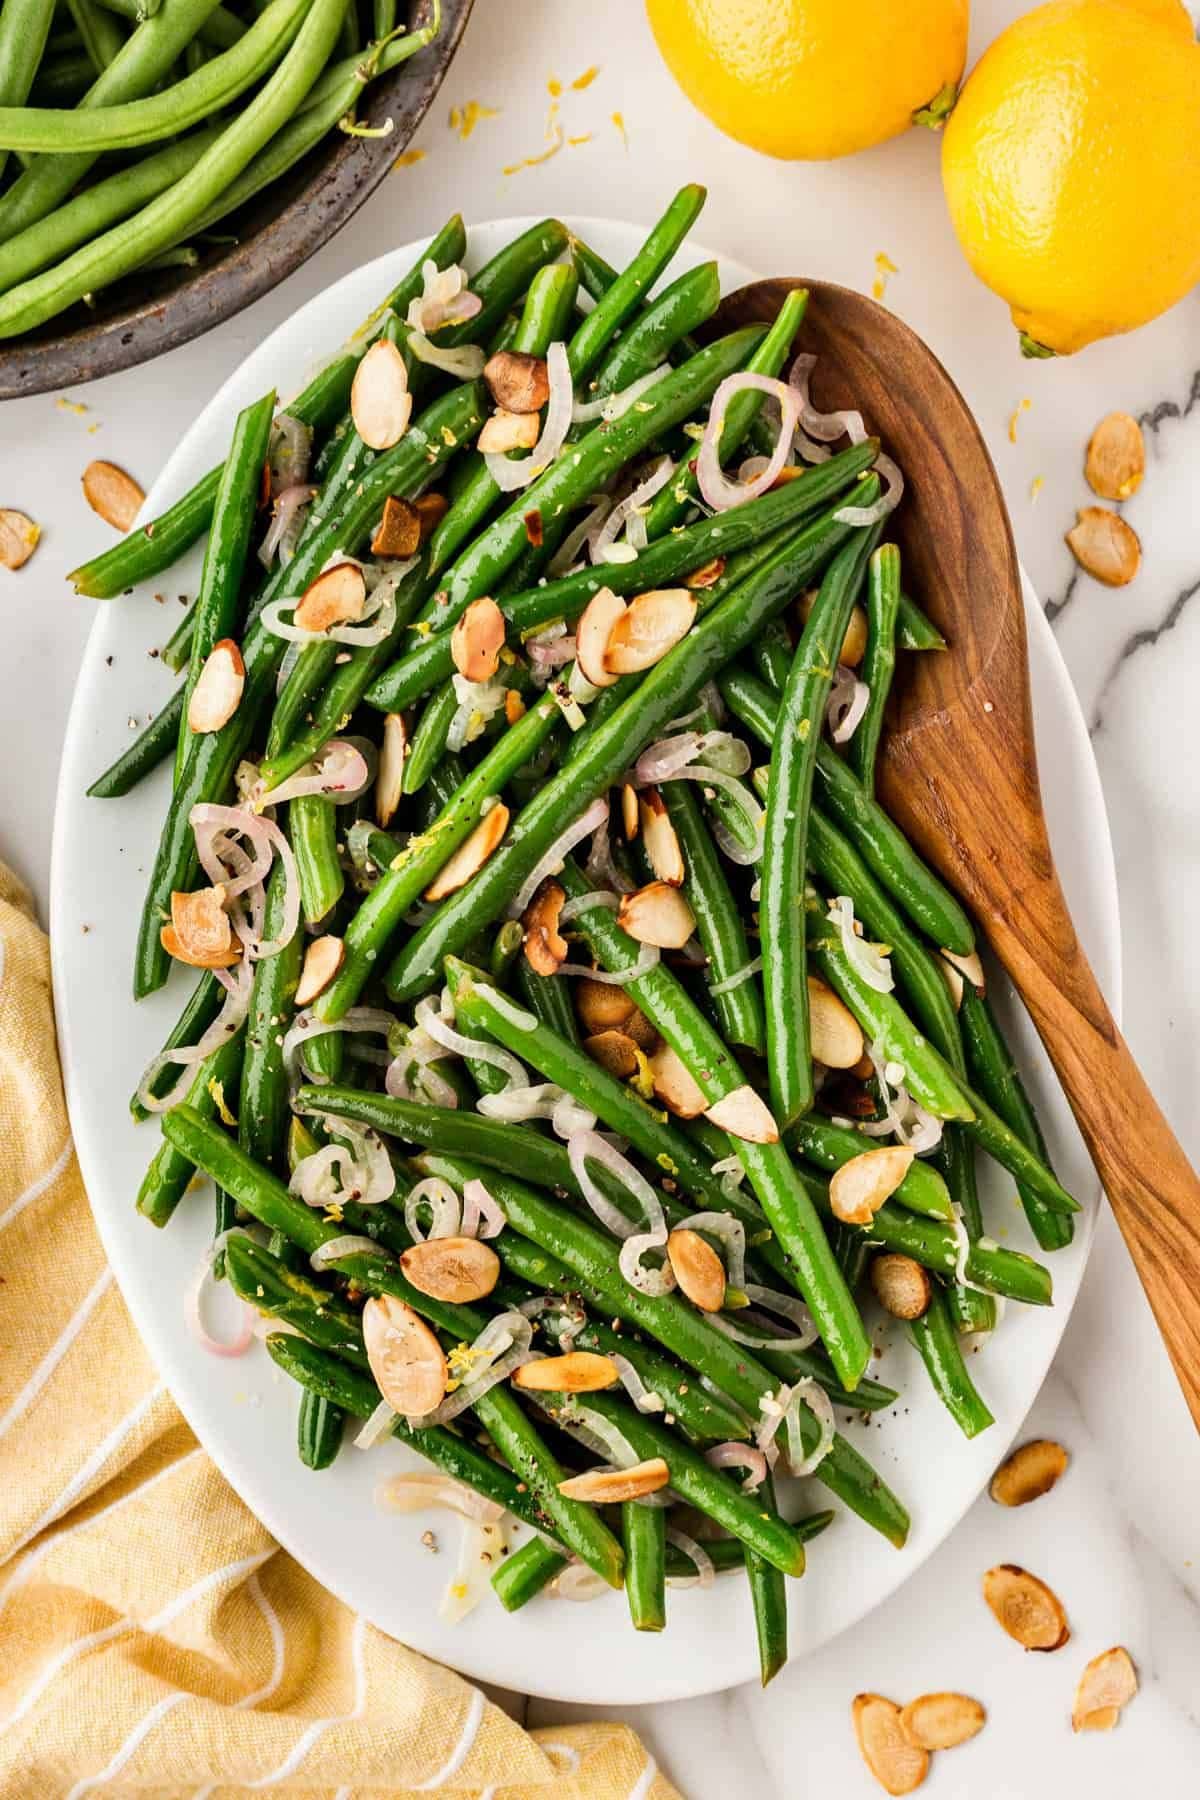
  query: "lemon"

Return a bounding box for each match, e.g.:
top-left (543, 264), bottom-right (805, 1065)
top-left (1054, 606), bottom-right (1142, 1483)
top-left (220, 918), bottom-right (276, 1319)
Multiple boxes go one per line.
top-left (645, 0), bottom-right (969, 161)
top-left (942, 0), bottom-right (1200, 354)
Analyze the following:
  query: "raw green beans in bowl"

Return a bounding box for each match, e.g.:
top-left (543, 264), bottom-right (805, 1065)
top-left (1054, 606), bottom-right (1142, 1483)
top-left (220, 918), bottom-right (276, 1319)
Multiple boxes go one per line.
top-left (64, 190), bottom-right (1099, 1693)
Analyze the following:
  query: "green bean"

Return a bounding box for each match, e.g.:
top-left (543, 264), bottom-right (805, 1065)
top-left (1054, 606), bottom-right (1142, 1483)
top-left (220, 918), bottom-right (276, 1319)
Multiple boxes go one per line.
top-left (898, 591), bottom-right (946, 653)
top-left (134, 381), bottom-right (484, 1000)
top-left (661, 780), bottom-right (765, 1053)
top-left (30, 49), bottom-right (94, 100)
top-left (489, 918), bottom-right (525, 984)
top-left (958, 987), bottom-right (1072, 1252)
top-left (908, 1284), bottom-right (995, 1438)
top-left (400, 681), bottom-right (457, 798)
top-left (177, 389), bottom-right (275, 779)
top-left (297, 1389), bottom-right (344, 1469)
top-left (158, 602), bottom-right (196, 674)
top-left (514, 954), bottom-right (579, 1046)
top-left (646, 286), bottom-right (810, 539)
top-left (383, 494), bottom-right (865, 1004)
top-left (225, 1235), bottom-right (368, 1363)
top-left (0, 0), bottom-right (346, 339)
top-left (583, 260), bottom-right (721, 402)
top-left (566, 183), bottom-right (706, 383)
top-left (491, 1535), bottom-right (566, 1612)
top-left (0, 0), bottom-right (308, 152)
top-left (761, 521), bottom-right (880, 1128)
top-left (65, 0), bottom-right (124, 73)
top-left (135, 1029), bottom-right (243, 1227)
top-left (849, 543), bottom-right (900, 794)
top-left (88, 687), bottom-right (183, 798)
top-left (290, 797), bottom-right (344, 926)
top-left (747, 615), bottom-right (794, 694)
top-left (748, 1472), bottom-right (788, 1685)
top-left (623, 1501), bottom-right (666, 1632)
top-left (0, 0), bottom-right (55, 181)
top-left (238, 859), bottom-right (300, 1175)
top-left (788, 1117), bottom-right (954, 1221)
top-left (130, 970), bottom-right (220, 1120)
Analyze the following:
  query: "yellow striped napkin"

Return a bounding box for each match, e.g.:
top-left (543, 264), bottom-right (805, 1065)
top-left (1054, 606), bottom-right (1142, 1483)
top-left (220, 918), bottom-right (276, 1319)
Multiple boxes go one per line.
top-left (0, 862), bottom-right (676, 1798)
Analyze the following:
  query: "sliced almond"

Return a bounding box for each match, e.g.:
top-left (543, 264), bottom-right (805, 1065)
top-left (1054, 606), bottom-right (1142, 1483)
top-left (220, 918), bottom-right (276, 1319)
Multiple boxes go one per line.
top-left (505, 689), bottom-right (526, 725)
top-left (399, 1236), bottom-right (501, 1305)
top-left (584, 1029), bottom-right (641, 1080)
top-left (478, 409), bottom-right (540, 454)
top-left (371, 495), bottom-right (421, 559)
top-left (604, 587), bottom-right (696, 675)
top-left (82, 460), bottom-right (144, 531)
top-left (850, 1053), bottom-right (875, 1080)
top-left (938, 957), bottom-right (964, 1010)
top-left (830, 1146), bottom-right (914, 1226)
top-left (376, 712), bottom-right (406, 828)
top-left (942, 946), bottom-right (984, 995)
top-left (1065, 506), bottom-right (1140, 587)
top-left (351, 339), bottom-right (412, 450)
top-left (989, 1438), bottom-right (1069, 1508)
top-left (639, 788), bottom-right (685, 886)
top-left (451, 595), bottom-right (505, 682)
top-left (621, 782), bottom-right (639, 840)
top-left (362, 1293), bottom-right (447, 1416)
top-left (575, 978), bottom-right (637, 1035)
top-left (667, 1227), bottom-right (726, 1312)
top-left (626, 1007), bottom-right (659, 1051)
top-left (898, 1693), bottom-right (985, 1752)
top-left (869, 1252), bottom-right (932, 1320)
top-left (165, 885), bottom-right (237, 969)
top-left (523, 878), bottom-right (567, 976)
top-left (558, 1457), bottom-right (670, 1503)
top-left (513, 1351), bottom-right (619, 1393)
top-left (684, 555), bottom-right (725, 590)
top-left (649, 1042), bottom-right (707, 1119)
top-left (423, 803), bottom-right (510, 902)
top-left (808, 975), bottom-right (864, 1069)
top-left (294, 560), bottom-right (367, 634)
top-left (1085, 412), bottom-right (1144, 502)
top-left (187, 638), bottom-right (244, 734)
top-left (618, 881), bottom-right (695, 949)
top-left (484, 349), bottom-right (550, 414)
top-left (800, 589), bottom-right (867, 668)
top-left (704, 1083), bottom-right (778, 1144)
top-left (575, 586), bottom-right (626, 688)
top-left (414, 491), bottom-right (449, 542)
top-left (851, 1694), bottom-right (929, 1796)
top-left (1072, 1646), bottom-right (1137, 1732)
top-left (982, 1564), bottom-right (1070, 1652)
top-left (295, 934), bottom-right (345, 1006)
top-left (0, 508), bottom-right (40, 570)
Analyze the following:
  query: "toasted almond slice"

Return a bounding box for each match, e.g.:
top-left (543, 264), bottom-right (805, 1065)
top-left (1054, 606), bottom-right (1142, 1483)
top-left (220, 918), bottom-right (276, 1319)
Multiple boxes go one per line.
top-left (704, 1082), bottom-right (778, 1144)
top-left (523, 878), bottom-right (568, 976)
top-left (1065, 506), bottom-right (1140, 587)
top-left (160, 923), bottom-right (241, 970)
top-left (584, 1029), bottom-right (641, 1080)
top-left (294, 560), bottom-right (367, 633)
top-left (0, 508), bottom-right (40, 569)
top-left (82, 460), bottom-right (144, 531)
top-left (351, 339), bottom-right (412, 450)
top-left (639, 787), bottom-right (685, 885)
top-left (619, 880), bottom-right (695, 948)
top-left (576, 587), bottom-right (627, 688)
top-left (188, 638), bottom-right (245, 734)
top-left (451, 595), bottom-right (505, 682)
top-left (830, 1146), bottom-right (915, 1226)
top-left (505, 689), bottom-right (526, 725)
top-left (399, 1236), bottom-right (501, 1305)
top-left (478, 408), bottom-right (541, 454)
top-left (626, 1007), bottom-right (659, 1051)
top-left (513, 1351), bottom-right (620, 1393)
top-left (852, 1694), bottom-right (929, 1796)
top-left (938, 956), bottom-right (964, 1010)
top-left (604, 587), bottom-right (696, 675)
top-left (620, 781), bottom-right (639, 841)
top-left (484, 349), bottom-right (550, 414)
top-left (850, 1053), bottom-right (875, 1080)
top-left (684, 555), bottom-right (725, 590)
top-left (989, 1438), bottom-right (1069, 1508)
top-left (295, 934), bottom-right (345, 1006)
top-left (1072, 1646), bottom-right (1137, 1732)
top-left (1085, 412), bottom-right (1145, 502)
top-left (377, 712), bottom-right (406, 827)
top-left (898, 1693), bottom-right (986, 1752)
top-left (414, 491), bottom-right (449, 542)
top-left (649, 1042), bottom-right (707, 1119)
top-left (575, 978), bottom-right (637, 1035)
top-left (667, 1227), bottom-right (726, 1312)
top-left (942, 946), bottom-right (984, 995)
top-left (808, 975), bottom-right (864, 1069)
top-left (558, 1457), bottom-right (670, 1503)
top-left (423, 803), bottom-right (510, 902)
top-left (870, 1252), bottom-right (932, 1320)
top-left (982, 1564), bottom-right (1070, 1651)
top-left (371, 495), bottom-right (421, 559)
top-left (800, 589), bottom-right (867, 668)
top-left (362, 1293), bottom-right (447, 1416)
top-left (167, 884), bottom-right (236, 969)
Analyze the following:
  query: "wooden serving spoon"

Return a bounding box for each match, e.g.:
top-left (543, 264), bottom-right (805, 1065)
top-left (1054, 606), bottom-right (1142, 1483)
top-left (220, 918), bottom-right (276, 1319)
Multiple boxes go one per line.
top-left (713, 277), bottom-right (1200, 1428)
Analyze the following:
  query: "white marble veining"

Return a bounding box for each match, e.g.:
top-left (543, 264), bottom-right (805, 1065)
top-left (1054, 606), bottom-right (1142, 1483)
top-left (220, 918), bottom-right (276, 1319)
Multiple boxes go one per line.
top-left (5, 0), bottom-right (1200, 1791)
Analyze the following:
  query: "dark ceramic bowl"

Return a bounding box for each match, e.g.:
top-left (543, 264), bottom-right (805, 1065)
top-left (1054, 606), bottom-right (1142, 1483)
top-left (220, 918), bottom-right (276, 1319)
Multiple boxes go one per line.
top-left (0, 0), bottom-right (475, 401)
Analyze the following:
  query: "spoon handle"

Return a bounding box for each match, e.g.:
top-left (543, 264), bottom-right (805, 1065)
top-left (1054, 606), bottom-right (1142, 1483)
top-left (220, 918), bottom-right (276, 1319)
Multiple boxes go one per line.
top-left (992, 912), bottom-right (1200, 1430)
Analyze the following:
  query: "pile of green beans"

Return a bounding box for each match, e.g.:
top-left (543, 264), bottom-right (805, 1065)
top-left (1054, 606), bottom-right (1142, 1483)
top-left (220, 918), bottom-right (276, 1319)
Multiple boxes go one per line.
top-left (0, 0), bottom-right (446, 338)
top-left (97, 192), bottom-right (1079, 1684)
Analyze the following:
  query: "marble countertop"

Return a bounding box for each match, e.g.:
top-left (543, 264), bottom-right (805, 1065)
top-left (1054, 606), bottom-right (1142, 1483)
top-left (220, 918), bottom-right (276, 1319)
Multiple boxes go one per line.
top-left (5, 0), bottom-right (1200, 1791)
